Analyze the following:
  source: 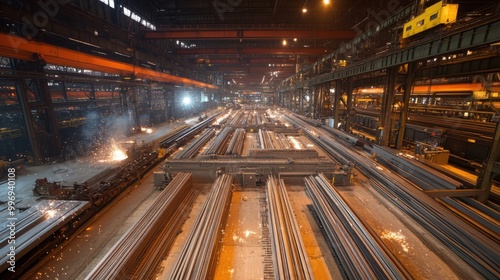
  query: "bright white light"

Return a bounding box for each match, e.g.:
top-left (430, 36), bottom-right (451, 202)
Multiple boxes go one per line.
top-left (323, 0), bottom-right (330, 4)
top-left (182, 96), bottom-right (191, 105)
top-left (282, 39), bottom-right (287, 46)
top-left (45, 209), bottom-right (57, 218)
top-left (111, 147), bottom-right (128, 161)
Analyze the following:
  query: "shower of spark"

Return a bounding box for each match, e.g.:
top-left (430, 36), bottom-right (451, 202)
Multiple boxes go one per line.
top-left (110, 139), bottom-right (128, 161)
top-left (111, 146), bottom-right (127, 161)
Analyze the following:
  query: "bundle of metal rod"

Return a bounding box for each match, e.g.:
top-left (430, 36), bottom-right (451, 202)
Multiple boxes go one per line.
top-left (241, 111), bottom-right (248, 125)
top-left (0, 200), bottom-right (90, 272)
top-left (225, 128), bottom-right (245, 155)
top-left (276, 133), bottom-right (292, 149)
top-left (159, 113), bottom-right (219, 150)
top-left (283, 111), bottom-right (500, 278)
top-left (371, 146), bottom-right (500, 236)
top-left (304, 174), bottom-right (407, 279)
top-left (169, 174), bottom-right (233, 280)
top-left (174, 128), bottom-right (215, 159)
top-left (86, 172), bottom-right (194, 280)
top-left (256, 113), bottom-right (263, 125)
top-left (266, 176), bottom-right (314, 280)
top-left (258, 129), bottom-right (274, 149)
top-left (228, 111), bottom-right (245, 125)
top-left (203, 126), bottom-right (233, 155)
top-left (372, 145), bottom-right (461, 190)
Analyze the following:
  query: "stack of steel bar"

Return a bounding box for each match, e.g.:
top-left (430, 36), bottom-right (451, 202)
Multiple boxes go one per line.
top-left (256, 113), bottom-right (263, 125)
top-left (276, 133), bottom-right (292, 149)
top-left (214, 110), bottom-right (232, 125)
top-left (283, 111), bottom-right (500, 278)
top-left (266, 176), bottom-right (314, 279)
top-left (372, 146), bottom-right (461, 190)
top-left (304, 174), bottom-right (407, 279)
top-left (174, 128), bottom-right (215, 159)
top-left (0, 200), bottom-right (90, 273)
top-left (372, 145), bottom-right (500, 241)
top-left (228, 111), bottom-right (245, 125)
top-left (225, 128), bottom-right (245, 155)
top-left (203, 127), bottom-right (233, 155)
top-left (248, 113), bottom-right (256, 125)
top-left (159, 113), bottom-right (219, 149)
top-left (259, 129), bottom-right (274, 149)
top-left (169, 174), bottom-right (233, 280)
top-left (86, 172), bottom-right (194, 280)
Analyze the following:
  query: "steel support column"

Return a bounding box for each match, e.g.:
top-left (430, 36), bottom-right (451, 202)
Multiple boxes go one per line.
top-left (10, 58), bottom-right (62, 162)
top-left (379, 67), bottom-right (397, 147)
top-left (344, 77), bottom-right (354, 132)
top-left (10, 59), bottom-right (42, 164)
top-left (477, 120), bottom-right (500, 202)
top-left (298, 89), bottom-right (303, 115)
top-left (396, 63), bottom-right (416, 149)
top-left (311, 86), bottom-right (318, 119)
top-left (90, 83), bottom-right (96, 107)
top-left (130, 87), bottom-right (141, 132)
top-left (333, 80), bottom-right (341, 129)
top-left (164, 88), bottom-right (173, 121)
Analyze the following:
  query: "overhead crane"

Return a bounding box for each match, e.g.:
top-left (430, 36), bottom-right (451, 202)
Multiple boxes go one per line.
top-left (0, 34), bottom-right (218, 89)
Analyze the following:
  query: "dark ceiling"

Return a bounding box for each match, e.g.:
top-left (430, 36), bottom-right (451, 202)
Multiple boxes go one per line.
top-left (118, 0), bottom-right (500, 92)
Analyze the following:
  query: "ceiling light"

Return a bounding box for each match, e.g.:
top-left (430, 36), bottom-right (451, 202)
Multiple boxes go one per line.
top-left (282, 39), bottom-right (287, 46)
top-left (323, 0), bottom-right (330, 4)
top-left (293, 38), bottom-right (297, 42)
top-left (302, 8), bottom-right (308, 13)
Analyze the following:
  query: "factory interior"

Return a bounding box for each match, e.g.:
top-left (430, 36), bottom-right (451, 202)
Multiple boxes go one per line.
top-left (0, 0), bottom-right (499, 279)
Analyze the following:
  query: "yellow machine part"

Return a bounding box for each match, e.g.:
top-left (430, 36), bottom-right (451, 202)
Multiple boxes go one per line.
top-left (402, 1), bottom-right (458, 39)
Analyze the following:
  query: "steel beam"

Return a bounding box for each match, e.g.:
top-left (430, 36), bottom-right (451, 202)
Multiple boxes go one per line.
top-left (379, 67), bottom-right (397, 147)
top-left (144, 29), bottom-right (355, 40)
top-left (176, 47), bottom-right (329, 55)
top-left (344, 77), bottom-right (354, 132)
top-left (193, 57), bottom-right (296, 64)
top-left (280, 18), bottom-right (500, 91)
top-left (0, 34), bottom-right (217, 89)
top-left (10, 59), bottom-right (42, 164)
top-left (416, 55), bottom-right (500, 79)
top-left (423, 189), bottom-right (485, 198)
top-left (396, 62), bottom-right (416, 149)
top-left (477, 120), bottom-right (500, 202)
top-left (333, 81), bottom-right (341, 129)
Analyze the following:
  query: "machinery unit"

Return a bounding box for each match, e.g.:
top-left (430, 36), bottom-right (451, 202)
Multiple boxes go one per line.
top-left (403, 1), bottom-right (459, 39)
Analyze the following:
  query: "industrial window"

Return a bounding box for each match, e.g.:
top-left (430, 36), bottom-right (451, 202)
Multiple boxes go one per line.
top-left (430, 13), bottom-right (438, 21)
top-left (417, 19), bottom-right (424, 27)
top-left (406, 25), bottom-right (412, 31)
top-left (121, 6), bottom-right (156, 30)
top-left (99, 0), bottom-right (115, 9)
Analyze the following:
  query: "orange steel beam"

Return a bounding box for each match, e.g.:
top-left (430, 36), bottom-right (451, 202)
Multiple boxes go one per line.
top-left (209, 65), bottom-right (295, 70)
top-left (176, 47), bottom-right (328, 55)
top-left (358, 83), bottom-right (485, 95)
top-left (144, 29), bottom-right (355, 40)
top-left (194, 57), bottom-right (296, 64)
top-left (0, 34), bottom-right (217, 89)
